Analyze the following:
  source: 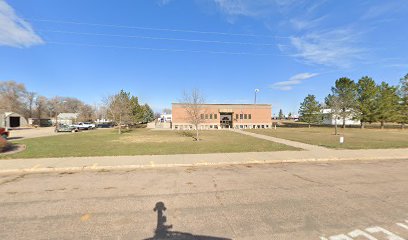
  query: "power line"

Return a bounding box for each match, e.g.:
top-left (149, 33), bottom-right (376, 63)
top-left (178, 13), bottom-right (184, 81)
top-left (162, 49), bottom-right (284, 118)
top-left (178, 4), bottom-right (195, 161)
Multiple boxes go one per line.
top-left (46, 41), bottom-right (284, 56)
top-left (27, 18), bottom-right (283, 38)
top-left (39, 30), bottom-right (276, 46)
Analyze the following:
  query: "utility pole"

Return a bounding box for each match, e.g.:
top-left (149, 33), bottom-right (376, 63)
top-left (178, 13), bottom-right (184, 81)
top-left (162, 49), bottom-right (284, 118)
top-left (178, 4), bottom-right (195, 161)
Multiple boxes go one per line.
top-left (254, 89), bottom-right (260, 104)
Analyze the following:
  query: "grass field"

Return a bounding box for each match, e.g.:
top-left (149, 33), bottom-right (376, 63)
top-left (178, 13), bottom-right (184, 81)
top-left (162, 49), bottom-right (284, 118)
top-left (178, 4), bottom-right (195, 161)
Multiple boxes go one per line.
top-left (247, 127), bottom-right (408, 149)
top-left (1, 129), bottom-right (298, 159)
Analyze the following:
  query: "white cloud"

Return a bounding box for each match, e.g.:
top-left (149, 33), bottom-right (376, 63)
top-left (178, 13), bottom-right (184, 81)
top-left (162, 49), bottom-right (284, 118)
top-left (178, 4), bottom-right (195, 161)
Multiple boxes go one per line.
top-left (287, 28), bottom-right (364, 67)
top-left (157, 0), bottom-right (172, 7)
top-left (289, 15), bottom-right (326, 30)
top-left (361, 2), bottom-right (402, 20)
top-left (213, 0), bottom-right (300, 18)
top-left (0, 0), bottom-right (43, 47)
top-left (270, 72), bottom-right (318, 91)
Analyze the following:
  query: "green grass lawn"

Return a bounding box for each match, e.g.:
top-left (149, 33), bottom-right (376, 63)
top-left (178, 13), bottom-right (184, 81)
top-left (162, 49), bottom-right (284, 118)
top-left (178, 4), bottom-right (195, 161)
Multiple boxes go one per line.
top-left (247, 127), bottom-right (408, 149)
top-left (1, 129), bottom-right (298, 159)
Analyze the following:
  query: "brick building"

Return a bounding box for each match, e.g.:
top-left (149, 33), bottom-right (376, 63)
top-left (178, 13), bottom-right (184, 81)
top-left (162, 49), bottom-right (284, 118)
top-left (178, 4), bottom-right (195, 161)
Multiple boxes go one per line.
top-left (172, 103), bottom-right (272, 130)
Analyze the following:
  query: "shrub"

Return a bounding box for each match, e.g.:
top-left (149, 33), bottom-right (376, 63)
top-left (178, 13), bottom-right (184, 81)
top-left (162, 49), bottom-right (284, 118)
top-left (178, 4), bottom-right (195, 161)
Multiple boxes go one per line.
top-left (0, 137), bottom-right (8, 153)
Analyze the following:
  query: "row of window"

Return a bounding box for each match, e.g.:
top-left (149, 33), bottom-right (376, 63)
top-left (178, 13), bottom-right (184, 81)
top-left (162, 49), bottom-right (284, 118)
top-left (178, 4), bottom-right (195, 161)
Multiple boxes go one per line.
top-left (235, 114), bottom-right (252, 120)
top-left (200, 113), bottom-right (218, 120)
top-left (173, 124), bottom-right (270, 130)
top-left (198, 113), bottom-right (254, 120)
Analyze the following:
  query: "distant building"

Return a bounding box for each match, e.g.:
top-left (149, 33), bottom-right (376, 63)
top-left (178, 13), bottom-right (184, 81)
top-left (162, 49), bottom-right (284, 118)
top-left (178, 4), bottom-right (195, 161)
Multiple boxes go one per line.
top-left (172, 103), bottom-right (272, 130)
top-left (321, 109), bottom-right (360, 126)
top-left (159, 113), bottom-right (172, 123)
top-left (0, 112), bottom-right (28, 129)
top-left (28, 118), bottom-right (52, 127)
top-left (52, 113), bottom-right (79, 125)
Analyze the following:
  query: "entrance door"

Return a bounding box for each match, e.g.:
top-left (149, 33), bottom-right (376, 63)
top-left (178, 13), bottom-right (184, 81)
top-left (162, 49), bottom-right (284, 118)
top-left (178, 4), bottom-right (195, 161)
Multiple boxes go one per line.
top-left (219, 113), bottom-right (232, 128)
top-left (9, 117), bottom-right (20, 128)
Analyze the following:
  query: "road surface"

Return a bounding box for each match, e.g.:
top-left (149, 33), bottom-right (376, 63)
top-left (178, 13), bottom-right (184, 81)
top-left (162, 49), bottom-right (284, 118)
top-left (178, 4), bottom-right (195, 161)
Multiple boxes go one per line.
top-left (0, 159), bottom-right (407, 239)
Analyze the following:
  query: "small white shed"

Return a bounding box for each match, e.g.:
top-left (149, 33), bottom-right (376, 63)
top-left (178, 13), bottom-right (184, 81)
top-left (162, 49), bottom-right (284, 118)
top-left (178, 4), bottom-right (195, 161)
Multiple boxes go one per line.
top-left (0, 112), bottom-right (28, 129)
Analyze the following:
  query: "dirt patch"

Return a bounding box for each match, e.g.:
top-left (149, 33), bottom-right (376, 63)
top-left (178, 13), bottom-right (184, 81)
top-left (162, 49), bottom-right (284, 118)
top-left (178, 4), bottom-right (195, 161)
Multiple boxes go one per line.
top-left (0, 144), bottom-right (26, 155)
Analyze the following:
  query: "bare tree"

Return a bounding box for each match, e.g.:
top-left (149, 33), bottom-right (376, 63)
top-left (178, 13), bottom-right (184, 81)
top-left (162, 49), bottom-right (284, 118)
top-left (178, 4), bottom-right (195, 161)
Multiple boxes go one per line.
top-left (182, 89), bottom-right (205, 141)
top-left (35, 96), bottom-right (48, 119)
top-left (162, 108), bottom-right (172, 114)
top-left (78, 104), bottom-right (95, 122)
top-left (105, 90), bottom-right (132, 134)
top-left (325, 94), bottom-right (342, 135)
top-left (0, 80), bottom-right (27, 113)
top-left (25, 91), bottom-right (37, 118)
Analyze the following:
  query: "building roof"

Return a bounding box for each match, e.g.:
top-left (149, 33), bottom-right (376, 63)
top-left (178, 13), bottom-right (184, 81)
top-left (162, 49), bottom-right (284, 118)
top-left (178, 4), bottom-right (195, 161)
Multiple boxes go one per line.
top-left (57, 113), bottom-right (79, 119)
top-left (3, 112), bottom-right (24, 117)
top-left (172, 103), bottom-right (271, 108)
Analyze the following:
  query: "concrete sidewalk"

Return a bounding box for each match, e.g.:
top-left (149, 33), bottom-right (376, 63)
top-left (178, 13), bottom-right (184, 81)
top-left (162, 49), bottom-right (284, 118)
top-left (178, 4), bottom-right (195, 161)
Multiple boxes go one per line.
top-left (232, 129), bottom-right (330, 151)
top-left (0, 147), bottom-right (407, 174)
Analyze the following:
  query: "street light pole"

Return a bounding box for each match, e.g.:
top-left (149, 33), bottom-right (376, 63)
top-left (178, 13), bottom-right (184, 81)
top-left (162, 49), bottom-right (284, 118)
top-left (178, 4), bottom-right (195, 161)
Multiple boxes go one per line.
top-left (254, 89), bottom-right (260, 104)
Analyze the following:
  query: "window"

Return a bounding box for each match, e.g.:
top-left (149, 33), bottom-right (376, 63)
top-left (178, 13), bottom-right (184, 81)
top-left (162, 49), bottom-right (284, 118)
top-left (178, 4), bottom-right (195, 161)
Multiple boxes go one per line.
top-left (244, 114), bottom-right (247, 119)
top-left (200, 114), bottom-right (204, 119)
top-left (210, 114), bottom-right (213, 119)
top-left (214, 114), bottom-right (217, 119)
top-left (240, 114), bottom-right (243, 119)
top-left (205, 114), bottom-right (208, 119)
top-left (236, 114), bottom-right (238, 119)
top-left (248, 114), bottom-right (252, 120)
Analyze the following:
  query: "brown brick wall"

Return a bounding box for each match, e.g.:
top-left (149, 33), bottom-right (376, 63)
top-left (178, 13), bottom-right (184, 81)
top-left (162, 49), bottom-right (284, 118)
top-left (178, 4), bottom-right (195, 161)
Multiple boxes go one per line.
top-left (172, 103), bottom-right (272, 129)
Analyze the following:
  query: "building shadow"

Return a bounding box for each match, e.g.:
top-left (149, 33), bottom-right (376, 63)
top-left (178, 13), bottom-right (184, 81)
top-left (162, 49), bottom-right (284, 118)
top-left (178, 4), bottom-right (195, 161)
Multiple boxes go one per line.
top-left (143, 202), bottom-right (232, 240)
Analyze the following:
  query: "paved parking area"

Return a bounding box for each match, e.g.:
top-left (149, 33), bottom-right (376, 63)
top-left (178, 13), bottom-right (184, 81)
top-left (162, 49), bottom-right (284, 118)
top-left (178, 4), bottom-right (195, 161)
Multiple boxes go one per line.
top-left (7, 127), bottom-right (67, 141)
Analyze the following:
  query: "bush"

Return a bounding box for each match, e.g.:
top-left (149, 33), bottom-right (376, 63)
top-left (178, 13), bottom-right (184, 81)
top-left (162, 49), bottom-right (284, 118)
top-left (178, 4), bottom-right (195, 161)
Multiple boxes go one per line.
top-left (0, 137), bottom-right (7, 153)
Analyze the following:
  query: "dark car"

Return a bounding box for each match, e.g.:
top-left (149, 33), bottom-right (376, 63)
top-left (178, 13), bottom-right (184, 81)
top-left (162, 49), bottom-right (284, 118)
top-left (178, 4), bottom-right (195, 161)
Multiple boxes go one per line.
top-left (55, 124), bottom-right (78, 133)
top-left (0, 128), bottom-right (9, 139)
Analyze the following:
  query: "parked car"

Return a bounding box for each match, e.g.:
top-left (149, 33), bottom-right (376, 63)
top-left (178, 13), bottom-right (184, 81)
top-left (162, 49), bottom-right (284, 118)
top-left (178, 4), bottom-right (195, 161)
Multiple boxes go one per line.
top-left (55, 124), bottom-right (78, 133)
top-left (83, 122), bottom-right (96, 129)
top-left (0, 128), bottom-right (9, 139)
top-left (96, 123), bottom-right (112, 128)
top-left (71, 122), bottom-right (95, 130)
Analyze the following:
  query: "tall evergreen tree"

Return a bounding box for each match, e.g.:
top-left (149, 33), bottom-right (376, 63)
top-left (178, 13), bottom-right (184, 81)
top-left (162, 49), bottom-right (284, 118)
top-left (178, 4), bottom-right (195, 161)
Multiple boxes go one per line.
top-left (278, 109), bottom-right (284, 120)
top-left (376, 82), bottom-right (400, 129)
top-left (398, 74), bottom-right (408, 128)
top-left (356, 76), bottom-right (378, 129)
top-left (331, 77), bottom-right (357, 128)
top-left (299, 94), bottom-right (321, 128)
top-left (141, 104), bottom-right (155, 123)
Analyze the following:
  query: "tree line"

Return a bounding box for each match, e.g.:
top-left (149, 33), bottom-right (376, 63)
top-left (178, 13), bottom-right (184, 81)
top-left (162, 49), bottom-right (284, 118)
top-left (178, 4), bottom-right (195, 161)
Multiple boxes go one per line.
top-left (299, 73), bottom-right (408, 130)
top-left (0, 80), bottom-right (95, 122)
top-left (0, 81), bottom-right (155, 130)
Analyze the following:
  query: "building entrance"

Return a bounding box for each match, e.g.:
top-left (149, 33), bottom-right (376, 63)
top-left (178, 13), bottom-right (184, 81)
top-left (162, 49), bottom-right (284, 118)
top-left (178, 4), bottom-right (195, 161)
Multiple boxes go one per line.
top-left (219, 113), bottom-right (233, 128)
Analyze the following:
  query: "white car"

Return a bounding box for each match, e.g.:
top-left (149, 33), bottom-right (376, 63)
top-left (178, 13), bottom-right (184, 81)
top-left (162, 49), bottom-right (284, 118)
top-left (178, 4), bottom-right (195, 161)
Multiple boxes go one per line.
top-left (71, 122), bottom-right (95, 130)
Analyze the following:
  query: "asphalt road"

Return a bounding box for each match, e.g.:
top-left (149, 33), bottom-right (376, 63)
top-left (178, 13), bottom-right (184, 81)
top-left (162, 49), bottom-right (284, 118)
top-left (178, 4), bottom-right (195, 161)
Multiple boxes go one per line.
top-left (0, 160), bottom-right (407, 240)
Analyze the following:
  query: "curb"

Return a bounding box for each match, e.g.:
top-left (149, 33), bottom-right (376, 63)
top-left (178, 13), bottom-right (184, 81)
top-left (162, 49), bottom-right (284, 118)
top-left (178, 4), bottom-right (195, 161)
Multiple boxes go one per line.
top-left (0, 155), bottom-right (406, 175)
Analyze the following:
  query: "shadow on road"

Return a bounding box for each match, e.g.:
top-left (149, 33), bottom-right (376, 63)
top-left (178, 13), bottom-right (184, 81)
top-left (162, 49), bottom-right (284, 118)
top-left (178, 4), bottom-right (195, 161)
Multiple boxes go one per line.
top-left (144, 201), bottom-right (231, 240)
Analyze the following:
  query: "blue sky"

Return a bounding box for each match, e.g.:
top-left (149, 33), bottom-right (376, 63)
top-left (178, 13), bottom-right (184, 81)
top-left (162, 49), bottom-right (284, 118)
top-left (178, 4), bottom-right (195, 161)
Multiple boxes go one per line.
top-left (1, 0), bottom-right (407, 115)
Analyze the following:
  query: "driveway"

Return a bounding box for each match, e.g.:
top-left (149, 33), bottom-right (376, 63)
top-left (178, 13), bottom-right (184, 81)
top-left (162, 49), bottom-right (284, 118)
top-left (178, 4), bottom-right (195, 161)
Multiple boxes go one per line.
top-left (7, 127), bottom-right (63, 141)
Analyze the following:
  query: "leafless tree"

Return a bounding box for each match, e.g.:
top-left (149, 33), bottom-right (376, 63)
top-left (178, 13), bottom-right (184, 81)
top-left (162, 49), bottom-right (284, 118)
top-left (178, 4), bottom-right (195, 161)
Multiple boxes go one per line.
top-left (104, 90), bottom-right (132, 134)
top-left (35, 96), bottom-right (48, 119)
top-left (0, 80), bottom-right (27, 113)
top-left (25, 91), bottom-right (37, 118)
top-left (162, 108), bottom-right (172, 114)
top-left (78, 104), bottom-right (95, 122)
top-left (182, 89), bottom-right (205, 141)
top-left (325, 94), bottom-right (342, 135)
